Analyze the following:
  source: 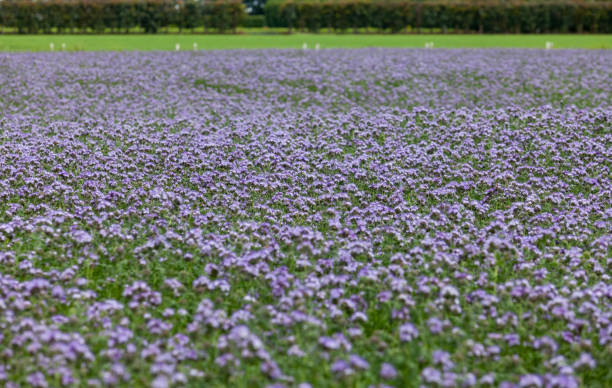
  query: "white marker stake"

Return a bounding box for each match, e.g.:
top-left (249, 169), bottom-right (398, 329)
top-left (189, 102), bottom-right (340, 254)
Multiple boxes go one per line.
top-left (302, 43), bottom-right (308, 50)
top-left (193, 43), bottom-right (198, 51)
top-left (50, 43), bottom-right (54, 52)
top-left (176, 43), bottom-right (180, 51)
top-left (545, 41), bottom-right (554, 50)
top-left (61, 43), bottom-right (66, 51)
top-left (315, 43), bottom-right (320, 50)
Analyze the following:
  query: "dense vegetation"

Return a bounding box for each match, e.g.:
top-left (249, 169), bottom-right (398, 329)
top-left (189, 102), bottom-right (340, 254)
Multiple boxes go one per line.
top-left (0, 0), bottom-right (609, 34)
top-left (0, 0), bottom-right (245, 33)
top-left (0, 49), bottom-right (610, 387)
top-left (264, 0), bottom-right (612, 33)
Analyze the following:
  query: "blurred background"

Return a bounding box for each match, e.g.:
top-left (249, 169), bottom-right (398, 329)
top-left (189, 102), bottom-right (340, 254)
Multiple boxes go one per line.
top-left (0, 0), bottom-right (610, 50)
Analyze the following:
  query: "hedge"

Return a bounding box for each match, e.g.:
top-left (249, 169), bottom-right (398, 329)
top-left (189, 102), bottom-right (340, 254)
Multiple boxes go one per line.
top-left (264, 0), bottom-right (612, 33)
top-left (0, 0), bottom-right (246, 33)
top-left (0, 0), bottom-right (608, 33)
top-left (241, 14), bottom-right (266, 27)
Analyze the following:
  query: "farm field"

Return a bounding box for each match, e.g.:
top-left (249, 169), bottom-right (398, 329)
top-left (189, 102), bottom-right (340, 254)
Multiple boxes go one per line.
top-left (0, 34), bottom-right (611, 51)
top-left (0, 49), bottom-right (611, 387)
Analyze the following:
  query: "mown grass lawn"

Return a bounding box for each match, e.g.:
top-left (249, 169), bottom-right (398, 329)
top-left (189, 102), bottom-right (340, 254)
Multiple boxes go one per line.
top-left (0, 33), bottom-right (610, 51)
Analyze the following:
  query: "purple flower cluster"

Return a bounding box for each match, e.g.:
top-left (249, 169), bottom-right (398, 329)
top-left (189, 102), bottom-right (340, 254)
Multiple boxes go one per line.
top-left (0, 49), bottom-right (610, 386)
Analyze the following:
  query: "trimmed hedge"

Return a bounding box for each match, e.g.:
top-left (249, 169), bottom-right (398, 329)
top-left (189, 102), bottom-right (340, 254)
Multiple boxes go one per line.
top-left (241, 14), bottom-right (266, 27)
top-left (0, 0), bottom-right (246, 33)
top-left (264, 0), bottom-right (612, 33)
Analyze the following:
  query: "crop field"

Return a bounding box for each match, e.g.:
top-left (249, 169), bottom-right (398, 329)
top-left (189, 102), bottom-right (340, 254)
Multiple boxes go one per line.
top-left (0, 49), bottom-right (610, 387)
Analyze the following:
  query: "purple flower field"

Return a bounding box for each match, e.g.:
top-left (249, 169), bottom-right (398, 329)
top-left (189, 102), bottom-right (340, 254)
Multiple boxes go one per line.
top-left (0, 49), bottom-right (610, 387)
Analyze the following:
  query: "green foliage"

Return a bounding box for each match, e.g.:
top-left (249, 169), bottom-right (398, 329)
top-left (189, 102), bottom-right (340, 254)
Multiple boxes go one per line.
top-left (0, 0), bottom-right (246, 33)
top-left (240, 14), bottom-right (266, 27)
top-left (263, 0), bottom-right (612, 33)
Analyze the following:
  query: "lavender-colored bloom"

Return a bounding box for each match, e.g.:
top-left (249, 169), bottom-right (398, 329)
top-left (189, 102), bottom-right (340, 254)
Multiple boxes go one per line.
top-left (71, 230), bottom-right (92, 244)
top-left (429, 317), bottom-right (448, 334)
top-left (500, 382), bottom-right (519, 388)
top-left (518, 374), bottom-right (543, 388)
top-left (505, 333), bottom-right (521, 346)
top-left (0, 49), bottom-right (609, 387)
top-left (26, 372), bottom-right (48, 388)
top-left (287, 345), bottom-right (305, 357)
top-left (546, 374), bottom-right (579, 388)
top-left (330, 359), bottom-right (353, 376)
top-left (399, 322), bottom-right (419, 342)
top-left (318, 333), bottom-right (351, 351)
top-left (421, 367), bottom-right (443, 385)
top-left (480, 373), bottom-right (496, 385)
top-left (348, 354), bottom-right (369, 370)
top-left (379, 363), bottom-right (397, 380)
top-left (462, 373), bottom-right (477, 387)
top-left (151, 375), bottom-right (169, 388)
top-left (432, 350), bottom-right (454, 370)
top-left (573, 353), bottom-right (596, 370)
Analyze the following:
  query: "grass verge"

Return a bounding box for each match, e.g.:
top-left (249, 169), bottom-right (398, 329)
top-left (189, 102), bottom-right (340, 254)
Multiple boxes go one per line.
top-left (0, 33), bottom-right (610, 51)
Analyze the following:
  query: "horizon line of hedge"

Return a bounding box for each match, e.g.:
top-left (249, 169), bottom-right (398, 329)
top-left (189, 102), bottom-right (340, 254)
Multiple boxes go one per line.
top-left (0, 0), bottom-right (610, 34)
top-left (265, 0), bottom-right (611, 33)
top-left (0, 0), bottom-right (246, 34)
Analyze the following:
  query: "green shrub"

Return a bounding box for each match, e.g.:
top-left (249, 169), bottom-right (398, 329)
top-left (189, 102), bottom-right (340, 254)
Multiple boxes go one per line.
top-left (241, 14), bottom-right (265, 27)
top-left (0, 0), bottom-right (246, 33)
top-left (262, 0), bottom-right (612, 33)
